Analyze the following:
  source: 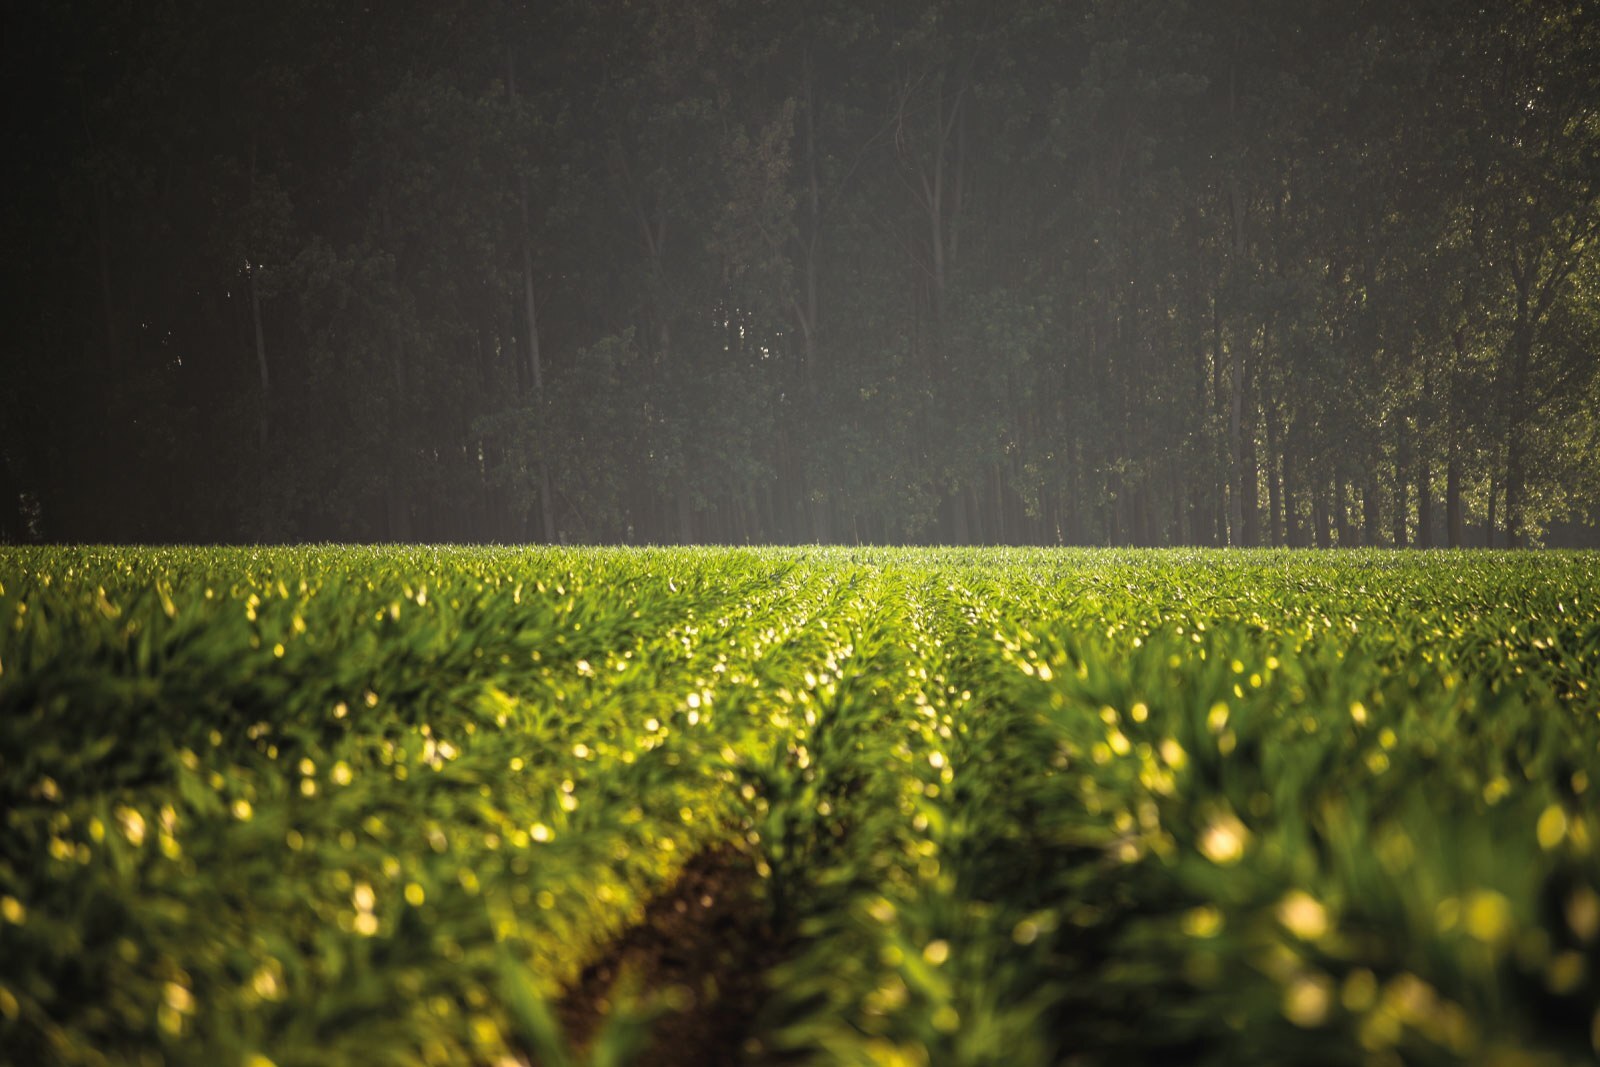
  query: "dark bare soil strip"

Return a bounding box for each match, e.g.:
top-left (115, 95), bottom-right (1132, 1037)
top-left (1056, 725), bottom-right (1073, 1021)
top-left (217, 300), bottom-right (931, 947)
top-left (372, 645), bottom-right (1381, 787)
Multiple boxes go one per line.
top-left (558, 848), bottom-right (792, 1066)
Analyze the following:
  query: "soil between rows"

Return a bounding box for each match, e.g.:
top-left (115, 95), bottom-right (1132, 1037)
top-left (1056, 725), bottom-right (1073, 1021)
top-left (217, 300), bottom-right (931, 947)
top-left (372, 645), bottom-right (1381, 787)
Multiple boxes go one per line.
top-left (557, 848), bottom-right (793, 1066)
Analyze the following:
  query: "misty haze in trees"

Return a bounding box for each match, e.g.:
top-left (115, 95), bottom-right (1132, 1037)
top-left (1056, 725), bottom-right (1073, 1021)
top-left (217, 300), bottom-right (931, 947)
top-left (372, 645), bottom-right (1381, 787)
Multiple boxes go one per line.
top-left (4, 0), bottom-right (1599, 547)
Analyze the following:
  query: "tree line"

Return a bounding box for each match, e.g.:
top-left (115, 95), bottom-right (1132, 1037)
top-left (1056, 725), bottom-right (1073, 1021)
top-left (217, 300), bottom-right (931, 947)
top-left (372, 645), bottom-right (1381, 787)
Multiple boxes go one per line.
top-left (3, 0), bottom-right (1598, 546)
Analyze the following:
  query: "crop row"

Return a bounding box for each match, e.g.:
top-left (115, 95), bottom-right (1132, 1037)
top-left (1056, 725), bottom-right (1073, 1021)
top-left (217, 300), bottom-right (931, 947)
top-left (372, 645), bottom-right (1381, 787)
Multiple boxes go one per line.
top-left (2, 548), bottom-right (1598, 1065)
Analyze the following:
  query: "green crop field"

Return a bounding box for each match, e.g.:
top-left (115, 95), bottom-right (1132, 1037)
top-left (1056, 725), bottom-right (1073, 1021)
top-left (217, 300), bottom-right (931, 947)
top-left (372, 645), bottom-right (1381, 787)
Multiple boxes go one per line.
top-left (2, 547), bottom-right (1599, 1067)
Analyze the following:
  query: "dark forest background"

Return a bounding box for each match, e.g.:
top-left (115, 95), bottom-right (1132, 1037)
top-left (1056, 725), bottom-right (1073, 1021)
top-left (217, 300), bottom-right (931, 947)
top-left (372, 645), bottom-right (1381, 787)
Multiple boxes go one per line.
top-left (3, 0), bottom-right (1598, 546)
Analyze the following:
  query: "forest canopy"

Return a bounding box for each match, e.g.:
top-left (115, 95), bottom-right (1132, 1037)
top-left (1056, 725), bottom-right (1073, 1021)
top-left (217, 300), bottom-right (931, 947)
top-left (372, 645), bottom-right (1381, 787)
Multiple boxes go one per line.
top-left (3, 0), bottom-right (1598, 546)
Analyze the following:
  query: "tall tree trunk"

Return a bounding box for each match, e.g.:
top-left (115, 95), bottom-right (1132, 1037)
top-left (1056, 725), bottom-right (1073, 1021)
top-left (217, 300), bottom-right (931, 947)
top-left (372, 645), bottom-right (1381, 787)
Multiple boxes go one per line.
top-left (519, 230), bottom-right (545, 399)
top-left (510, 49), bottom-right (557, 544)
top-left (1362, 473), bottom-right (1380, 546)
top-left (523, 258), bottom-right (557, 543)
top-left (1486, 471), bottom-right (1498, 548)
top-left (676, 489), bottom-right (693, 544)
top-left (991, 462), bottom-right (1007, 544)
top-left (0, 448), bottom-right (27, 542)
top-left (83, 76), bottom-right (120, 369)
top-left (97, 187), bottom-right (118, 367)
top-left (1446, 445), bottom-right (1464, 548)
top-left (244, 140), bottom-right (272, 460)
top-left (1502, 282), bottom-right (1534, 548)
top-left (1417, 354), bottom-right (1435, 548)
top-left (1227, 337), bottom-right (1244, 545)
top-left (387, 334), bottom-right (411, 543)
top-left (1263, 394), bottom-right (1283, 546)
top-left (1282, 437), bottom-right (1302, 547)
top-left (1416, 454), bottom-right (1433, 549)
top-left (1312, 476), bottom-right (1331, 549)
top-left (1334, 476), bottom-right (1352, 546)
top-left (1447, 331), bottom-right (1468, 549)
top-left (247, 261), bottom-right (270, 453)
top-left (1224, 139), bottom-right (1249, 547)
top-left (385, 485), bottom-right (412, 541)
top-left (1392, 424), bottom-right (1409, 548)
top-left (1241, 372), bottom-right (1260, 546)
top-left (897, 72), bottom-right (967, 334)
top-left (794, 49), bottom-right (822, 374)
top-left (1504, 440), bottom-right (1526, 548)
